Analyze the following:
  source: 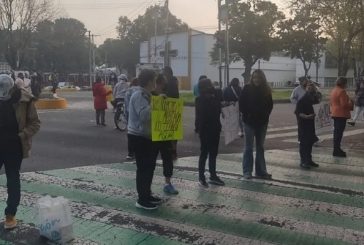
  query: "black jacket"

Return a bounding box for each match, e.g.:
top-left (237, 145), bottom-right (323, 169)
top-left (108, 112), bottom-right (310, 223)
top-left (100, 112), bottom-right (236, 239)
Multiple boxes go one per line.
top-left (239, 84), bottom-right (273, 127)
top-left (165, 76), bottom-right (179, 99)
top-left (295, 93), bottom-right (316, 143)
top-left (223, 85), bottom-right (242, 102)
top-left (196, 92), bottom-right (221, 134)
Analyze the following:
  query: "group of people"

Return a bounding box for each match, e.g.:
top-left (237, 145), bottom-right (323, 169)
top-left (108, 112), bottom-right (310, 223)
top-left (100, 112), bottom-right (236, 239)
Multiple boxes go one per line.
top-left (91, 67), bottom-right (180, 210)
top-left (291, 74), bottom-right (363, 169)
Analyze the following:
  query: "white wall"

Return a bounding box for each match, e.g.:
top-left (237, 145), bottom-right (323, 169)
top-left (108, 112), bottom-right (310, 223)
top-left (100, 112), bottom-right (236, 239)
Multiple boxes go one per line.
top-left (191, 34), bottom-right (219, 88)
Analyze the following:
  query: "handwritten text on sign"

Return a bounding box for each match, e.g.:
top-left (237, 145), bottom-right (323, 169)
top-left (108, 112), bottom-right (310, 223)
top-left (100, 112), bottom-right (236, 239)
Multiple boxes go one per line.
top-left (151, 96), bottom-right (183, 141)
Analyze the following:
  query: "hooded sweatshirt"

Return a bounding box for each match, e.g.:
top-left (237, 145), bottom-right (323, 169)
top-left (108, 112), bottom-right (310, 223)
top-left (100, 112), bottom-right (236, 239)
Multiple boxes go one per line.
top-left (127, 86), bottom-right (151, 139)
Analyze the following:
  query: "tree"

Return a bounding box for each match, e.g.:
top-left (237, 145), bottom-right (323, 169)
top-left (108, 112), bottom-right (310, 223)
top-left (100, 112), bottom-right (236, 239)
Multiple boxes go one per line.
top-left (211, 0), bottom-right (284, 82)
top-left (0, 0), bottom-right (56, 68)
top-left (106, 4), bottom-right (188, 74)
top-left (291, 0), bottom-right (364, 76)
top-left (97, 38), bottom-right (138, 75)
top-left (278, 5), bottom-right (326, 77)
top-left (118, 5), bottom-right (188, 45)
top-left (34, 18), bottom-right (89, 73)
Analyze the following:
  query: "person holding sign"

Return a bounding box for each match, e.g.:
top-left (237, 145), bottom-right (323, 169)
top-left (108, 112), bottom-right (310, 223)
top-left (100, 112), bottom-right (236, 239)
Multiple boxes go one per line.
top-left (151, 74), bottom-right (179, 195)
top-left (196, 78), bottom-right (225, 187)
top-left (128, 69), bottom-right (161, 210)
top-left (239, 70), bottom-right (273, 180)
top-left (295, 82), bottom-right (320, 169)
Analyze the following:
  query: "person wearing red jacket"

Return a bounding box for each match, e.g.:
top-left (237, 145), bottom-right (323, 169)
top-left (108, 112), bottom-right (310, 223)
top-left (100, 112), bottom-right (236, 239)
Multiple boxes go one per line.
top-left (92, 77), bottom-right (111, 126)
top-left (330, 77), bottom-right (354, 157)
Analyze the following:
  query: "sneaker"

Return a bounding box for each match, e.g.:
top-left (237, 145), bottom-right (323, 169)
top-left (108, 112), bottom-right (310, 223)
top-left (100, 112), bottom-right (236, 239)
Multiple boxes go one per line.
top-left (163, 183), bottom-right (179, 195)
top-left (347, 121), bottom-right (355, 126)
top-left (300, 163), bottom-right (311, 169)
top-left (242, 173), bottom-right (252, 180)
top-left (209, 176), bottom-right (225, 186)
top-left (309, 161), bottom-right (319, 167)
top-left (135, 200), bottom-right (158, 210)
top-left (255, 173), bottom-right (272, 180)
top-left (125, 155), bottom-right (134, 160)
top-left (199, 179), bottom-right (209, 188)
top-left (4, 215), bottom-right (17, 229)
top-left (149, 196), bottom-right (163, 205)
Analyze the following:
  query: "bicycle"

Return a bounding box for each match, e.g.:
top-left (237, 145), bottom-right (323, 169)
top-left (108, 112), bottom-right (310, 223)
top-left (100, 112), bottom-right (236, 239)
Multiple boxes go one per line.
top-left (114, 100), bottom-right (127, 131)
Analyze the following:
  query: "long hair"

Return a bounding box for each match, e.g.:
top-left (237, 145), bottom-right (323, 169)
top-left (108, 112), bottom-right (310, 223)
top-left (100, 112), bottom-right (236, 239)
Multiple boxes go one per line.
top-left (250, 69), bottom-right (271, 96)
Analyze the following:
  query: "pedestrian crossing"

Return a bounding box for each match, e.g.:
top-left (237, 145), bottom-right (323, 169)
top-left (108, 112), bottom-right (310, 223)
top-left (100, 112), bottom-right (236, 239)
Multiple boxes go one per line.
top-left (0, 148), bottom-right (363, 245)
top-left (263, 123), bottom-right (364, 143)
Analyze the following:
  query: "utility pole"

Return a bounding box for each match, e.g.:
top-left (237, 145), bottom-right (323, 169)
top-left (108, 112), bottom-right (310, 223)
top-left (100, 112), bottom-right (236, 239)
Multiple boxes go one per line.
top-left (218, 0), bottom-right (223, 87)
top-left (88, 31), bottom-right (92, 87)
top-left (154, 11), bottom-right (158, 64)
top-left (224, 0), bottom-right (230, 86)
top-left (164, 0), bottom-right (170, 67)
top-left (92, 34), bottom-right (96, 83)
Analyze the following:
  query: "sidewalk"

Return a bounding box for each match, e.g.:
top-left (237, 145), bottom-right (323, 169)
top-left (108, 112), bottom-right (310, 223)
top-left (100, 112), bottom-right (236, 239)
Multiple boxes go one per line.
top-left (0, 148), bottom-right (363, 245)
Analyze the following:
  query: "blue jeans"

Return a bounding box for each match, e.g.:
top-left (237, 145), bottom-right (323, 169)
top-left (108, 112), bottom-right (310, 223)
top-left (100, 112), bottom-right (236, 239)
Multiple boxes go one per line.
top-left (242, 123), bottom-right (268, 176)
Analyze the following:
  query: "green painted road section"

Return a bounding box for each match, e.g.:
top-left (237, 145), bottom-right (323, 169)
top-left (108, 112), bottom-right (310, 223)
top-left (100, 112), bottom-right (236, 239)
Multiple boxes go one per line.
top-left (0, 149), bottom-right (363, 244)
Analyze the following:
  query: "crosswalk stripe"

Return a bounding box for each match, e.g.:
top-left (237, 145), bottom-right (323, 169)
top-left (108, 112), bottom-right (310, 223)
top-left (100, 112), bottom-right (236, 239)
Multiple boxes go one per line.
top-left (0, 149), bottom-right (363, 244)
top-left (283, 128), bottom-right (364, 143)
top-left (1, 171), bottom-right (359, 245)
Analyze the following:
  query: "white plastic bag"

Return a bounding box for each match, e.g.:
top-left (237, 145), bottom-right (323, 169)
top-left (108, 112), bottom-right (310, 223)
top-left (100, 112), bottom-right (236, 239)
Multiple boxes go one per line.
top-left (36, 195), bottom-right (74, 244)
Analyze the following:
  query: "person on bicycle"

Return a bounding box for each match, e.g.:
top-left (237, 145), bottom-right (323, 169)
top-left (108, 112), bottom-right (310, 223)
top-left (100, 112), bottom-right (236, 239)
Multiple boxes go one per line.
top-left (112, 74), bottom-right (128, 108)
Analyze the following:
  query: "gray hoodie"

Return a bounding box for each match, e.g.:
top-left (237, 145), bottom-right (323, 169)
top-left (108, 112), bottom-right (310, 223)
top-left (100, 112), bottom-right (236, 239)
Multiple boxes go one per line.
top-left (127, 86), bottom-right (151, 138)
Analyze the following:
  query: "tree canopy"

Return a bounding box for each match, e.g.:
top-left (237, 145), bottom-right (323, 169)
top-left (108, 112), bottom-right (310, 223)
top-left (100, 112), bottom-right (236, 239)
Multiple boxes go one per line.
top-left (211, 0), bottom-right (284, 82)
top-left (290, 0), bottom-right (364, 76)
top-left (278, 5), bottom-right (326, 77)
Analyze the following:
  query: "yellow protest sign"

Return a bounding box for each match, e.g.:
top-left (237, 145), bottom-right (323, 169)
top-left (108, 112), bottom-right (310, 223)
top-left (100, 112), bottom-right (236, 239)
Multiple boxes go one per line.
top-left (151, 96), bottom-right (183, 141)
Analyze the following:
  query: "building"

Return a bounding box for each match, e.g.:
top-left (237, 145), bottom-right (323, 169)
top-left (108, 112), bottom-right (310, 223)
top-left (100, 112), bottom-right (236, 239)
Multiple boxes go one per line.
top-left (140, 30), bottom-right (355, 90)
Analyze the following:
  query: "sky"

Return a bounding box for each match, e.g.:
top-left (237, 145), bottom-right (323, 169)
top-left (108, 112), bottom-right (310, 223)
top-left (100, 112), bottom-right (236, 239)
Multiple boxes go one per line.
top-left (57, 0), bottom-right (287, 45)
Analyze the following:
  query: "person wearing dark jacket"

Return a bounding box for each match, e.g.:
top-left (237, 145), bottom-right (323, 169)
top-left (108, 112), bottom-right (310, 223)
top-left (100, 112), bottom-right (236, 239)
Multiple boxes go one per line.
top-left (92, 77), bottom-right (111, 126)
top-left (151, 74), bottom-right (178, 195)
top-left (295, 82), bottom-right (320, 169)
top-left (163, 66), bottom-right (179, 160)
top-left (239, 70), bottom-right (273, 180)
top-left (0, 74), bottom-right (40, 229)
top-left (223, 78), bottom-right (242, 102)
top-left (194, 75), bottom-right (207, 133)
top-left (196, 78), bottom-right (225, 187)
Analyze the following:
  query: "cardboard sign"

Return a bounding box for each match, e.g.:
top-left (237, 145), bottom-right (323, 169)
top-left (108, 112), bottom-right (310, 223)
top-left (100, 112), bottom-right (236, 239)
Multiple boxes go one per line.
top-left (151, 96), bottom-right (183, 141)
top-left (221, 103), bottom-right (240, 145)
top-left (314, 103), bottom-right (332, 129)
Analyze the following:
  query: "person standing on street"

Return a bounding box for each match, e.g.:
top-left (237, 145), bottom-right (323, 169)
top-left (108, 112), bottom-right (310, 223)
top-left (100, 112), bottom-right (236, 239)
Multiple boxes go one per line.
top-left (93, 77), bottom-right (111, 126)
top-left (163, 66), bottom-right (179, 160)
top-left (128, 69), bottom-right (162, 210)
top-left (295, 82), bottom-right (320, 169)
top-left (348, 76), bottom-right (364, 126)
top-left (0, 74), bottom-right (40, 229)
top-left (124, 77), bottom-right (139, 160)
top-left (330, 77), bottom-right (353, 157)
top-left (196, 78), bottom-right (225, 187)
top-left (151, 74), bottom-right (179, 194)
top-left (239, 70), bottom-right (273, 180)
